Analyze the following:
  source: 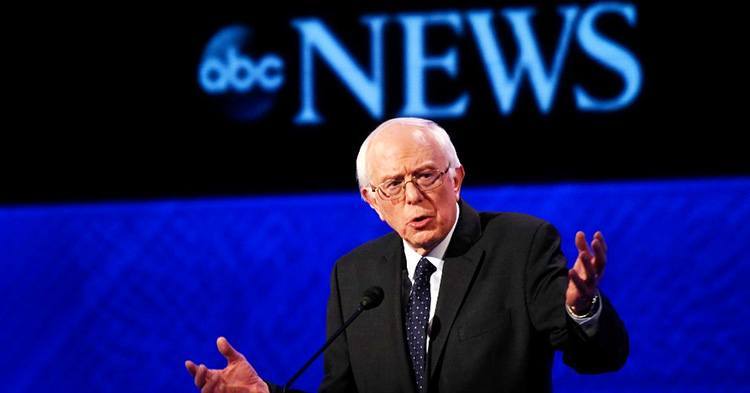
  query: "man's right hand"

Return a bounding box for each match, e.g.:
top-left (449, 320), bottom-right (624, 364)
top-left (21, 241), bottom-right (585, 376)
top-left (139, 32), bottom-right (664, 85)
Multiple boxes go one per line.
top-left (185, 337), bottom-right (270, 393)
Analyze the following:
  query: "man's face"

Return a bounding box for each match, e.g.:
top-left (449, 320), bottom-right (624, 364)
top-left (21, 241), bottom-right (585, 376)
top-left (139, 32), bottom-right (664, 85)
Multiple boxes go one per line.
top-left (362, 125), bottom-right (464, 255)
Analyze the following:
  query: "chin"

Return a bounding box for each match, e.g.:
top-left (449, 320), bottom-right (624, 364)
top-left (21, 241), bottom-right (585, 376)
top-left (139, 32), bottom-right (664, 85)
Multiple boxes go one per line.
top-left (408, 234), bottom-right (438, 250)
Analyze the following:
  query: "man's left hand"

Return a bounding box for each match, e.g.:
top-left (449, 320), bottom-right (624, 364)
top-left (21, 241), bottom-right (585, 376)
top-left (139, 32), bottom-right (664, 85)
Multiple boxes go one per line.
top-left (566, 231), bottom-right (607, 316)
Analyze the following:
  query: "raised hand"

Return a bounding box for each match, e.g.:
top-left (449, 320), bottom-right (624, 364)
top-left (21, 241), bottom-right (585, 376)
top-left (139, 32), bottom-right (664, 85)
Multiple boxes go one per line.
top-left (566, 231), bottom-right (607, 316)
top-left (185, 337), bottom-right (270, 393)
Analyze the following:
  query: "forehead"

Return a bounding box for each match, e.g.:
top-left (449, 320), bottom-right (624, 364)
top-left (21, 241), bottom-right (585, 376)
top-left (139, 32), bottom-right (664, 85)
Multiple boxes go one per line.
top-left (367, 125), bottom-right (446, 178)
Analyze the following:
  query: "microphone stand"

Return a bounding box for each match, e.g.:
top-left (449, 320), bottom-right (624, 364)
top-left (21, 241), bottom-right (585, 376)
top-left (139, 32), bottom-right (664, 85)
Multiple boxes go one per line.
top-left (282, 304), bottom-right (366, 392)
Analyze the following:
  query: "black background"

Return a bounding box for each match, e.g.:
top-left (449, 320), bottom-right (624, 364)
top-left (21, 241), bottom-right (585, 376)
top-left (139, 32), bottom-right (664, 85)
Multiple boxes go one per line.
top-left (4, 1), bottom-right (747, 204)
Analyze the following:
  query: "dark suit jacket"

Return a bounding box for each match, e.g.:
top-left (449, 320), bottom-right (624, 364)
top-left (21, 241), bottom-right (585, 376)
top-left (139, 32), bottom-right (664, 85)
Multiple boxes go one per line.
top-left (274, 201), bottom-right (628, 393)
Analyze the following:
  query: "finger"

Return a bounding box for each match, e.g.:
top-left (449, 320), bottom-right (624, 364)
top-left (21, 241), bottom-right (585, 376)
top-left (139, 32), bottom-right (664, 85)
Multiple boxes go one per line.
top-left (571, 249), bottom-right (590, 281)
top-left (185, 360), bottom-right (198, 377)
top-left (217, 337), bottom-right (244, 364)
top-left (572, 255), bottom-right (585, 284)
top-left (575, 231), bottom-right (589, 254)
top-left (594, 231), bottom-right (608, 253)
top-left (591, 238), bottom-right (607, 278)
top-left (195, 364), bottom-right (208, 388)
top-left (579, 252), bottom-right (597, 286)
top-left (201, 373), bottom-right (220, 393)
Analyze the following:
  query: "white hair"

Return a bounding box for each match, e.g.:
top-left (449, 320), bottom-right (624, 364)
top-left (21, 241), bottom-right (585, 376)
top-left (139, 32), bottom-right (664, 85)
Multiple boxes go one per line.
top-left (355, 117), bottom-right (462, 190)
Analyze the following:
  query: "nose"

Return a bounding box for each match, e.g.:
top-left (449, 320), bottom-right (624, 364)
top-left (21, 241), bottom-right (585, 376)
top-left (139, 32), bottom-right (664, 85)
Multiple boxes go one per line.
top-left (403, 180), bottom-right (424, 205)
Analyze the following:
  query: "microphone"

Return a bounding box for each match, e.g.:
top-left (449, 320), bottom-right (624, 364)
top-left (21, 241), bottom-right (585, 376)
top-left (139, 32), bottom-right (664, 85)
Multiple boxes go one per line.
top-left (360, 286), bottom-right (384, 310)
top-left (283, 286), bottom-right (384, 392)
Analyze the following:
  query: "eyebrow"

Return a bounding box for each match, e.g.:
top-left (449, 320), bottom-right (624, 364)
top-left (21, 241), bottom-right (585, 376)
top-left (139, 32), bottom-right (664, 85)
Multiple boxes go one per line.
top-left (378, 163), bottom-right (441, 181)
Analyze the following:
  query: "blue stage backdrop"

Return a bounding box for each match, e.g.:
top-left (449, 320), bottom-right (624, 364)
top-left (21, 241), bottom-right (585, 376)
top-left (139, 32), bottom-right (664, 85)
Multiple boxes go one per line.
top-left (1, 178), bottom-right (749, 393)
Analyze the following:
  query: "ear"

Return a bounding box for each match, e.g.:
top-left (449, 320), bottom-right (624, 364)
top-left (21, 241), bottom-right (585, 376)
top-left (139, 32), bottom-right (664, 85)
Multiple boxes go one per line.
top-left (361, 187), bottom-right (386, 221)
top-left (451, 166), bottom-right (465, 201)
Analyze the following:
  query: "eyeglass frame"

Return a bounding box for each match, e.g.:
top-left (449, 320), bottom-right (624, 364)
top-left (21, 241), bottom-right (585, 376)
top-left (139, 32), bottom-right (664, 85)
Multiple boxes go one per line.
top-left (368, 166), bottom-right (452, 200)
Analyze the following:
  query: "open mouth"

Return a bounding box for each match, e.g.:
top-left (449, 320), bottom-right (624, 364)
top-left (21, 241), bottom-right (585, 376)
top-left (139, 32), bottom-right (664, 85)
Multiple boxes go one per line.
top-left (409, 215), bottom-right (433, 228)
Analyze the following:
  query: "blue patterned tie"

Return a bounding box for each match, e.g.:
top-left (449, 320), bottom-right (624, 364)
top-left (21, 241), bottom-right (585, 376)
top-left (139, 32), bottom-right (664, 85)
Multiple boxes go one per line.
top-left (405, 257), bottom-right (436, 393)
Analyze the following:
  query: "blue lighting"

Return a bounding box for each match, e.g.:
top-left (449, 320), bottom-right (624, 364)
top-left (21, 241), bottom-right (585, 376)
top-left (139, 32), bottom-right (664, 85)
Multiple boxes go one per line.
top-left (2, 178), bottom-right (749, 392)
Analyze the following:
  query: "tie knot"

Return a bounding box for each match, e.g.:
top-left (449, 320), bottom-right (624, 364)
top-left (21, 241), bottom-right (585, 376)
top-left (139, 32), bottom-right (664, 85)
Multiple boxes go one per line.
top-left (415, 257), bottom-right (436, 282)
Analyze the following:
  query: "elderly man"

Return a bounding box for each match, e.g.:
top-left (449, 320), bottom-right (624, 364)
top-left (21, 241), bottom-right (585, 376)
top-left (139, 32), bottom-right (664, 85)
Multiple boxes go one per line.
top-left (186, 118), bottom-right (628, 393)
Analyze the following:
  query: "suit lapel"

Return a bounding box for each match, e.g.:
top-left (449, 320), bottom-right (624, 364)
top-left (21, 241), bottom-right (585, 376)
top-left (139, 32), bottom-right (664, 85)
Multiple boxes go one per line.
top-left (378, 236), bottom-right (417, 393)
top-left (429, 201), bottom-right (485, 378)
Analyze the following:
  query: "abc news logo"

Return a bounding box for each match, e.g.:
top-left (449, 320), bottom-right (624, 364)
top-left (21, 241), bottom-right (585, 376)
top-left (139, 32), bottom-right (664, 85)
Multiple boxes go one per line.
top-left (198, 2), bottom-right (642, 124)
top-left (199, 48), bottom-right (284, 94)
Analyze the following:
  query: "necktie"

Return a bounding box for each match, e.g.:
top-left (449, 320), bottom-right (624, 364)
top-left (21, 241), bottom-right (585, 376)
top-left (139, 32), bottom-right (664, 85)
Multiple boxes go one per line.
top-left (405, 257), bottom-right (436, 393)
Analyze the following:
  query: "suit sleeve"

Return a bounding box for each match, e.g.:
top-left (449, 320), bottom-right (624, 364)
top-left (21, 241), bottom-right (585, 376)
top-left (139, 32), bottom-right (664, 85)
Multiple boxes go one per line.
top-left (524, 222), bottom-right (629, 373)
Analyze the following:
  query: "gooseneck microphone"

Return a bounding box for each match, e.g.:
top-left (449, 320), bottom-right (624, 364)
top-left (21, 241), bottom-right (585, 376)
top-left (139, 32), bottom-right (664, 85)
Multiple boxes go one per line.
top-left (283, 286), bottom-right (384, 392)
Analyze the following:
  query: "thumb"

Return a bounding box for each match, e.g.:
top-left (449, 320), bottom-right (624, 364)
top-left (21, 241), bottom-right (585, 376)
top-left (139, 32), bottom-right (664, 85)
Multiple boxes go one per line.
top-left (217, 336), bottom-right (244, 364)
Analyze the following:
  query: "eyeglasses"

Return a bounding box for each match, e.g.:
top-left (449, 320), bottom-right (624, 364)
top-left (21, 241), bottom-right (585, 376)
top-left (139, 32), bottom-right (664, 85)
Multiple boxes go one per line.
top-left (369, 167), bottom-right (451, 200)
